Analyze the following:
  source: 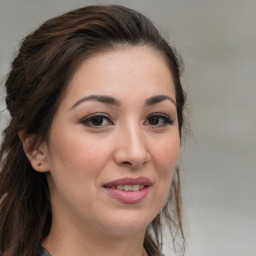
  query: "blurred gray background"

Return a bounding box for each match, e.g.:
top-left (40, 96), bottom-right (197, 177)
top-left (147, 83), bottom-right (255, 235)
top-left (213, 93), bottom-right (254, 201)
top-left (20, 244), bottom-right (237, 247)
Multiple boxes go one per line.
top-left (0, 0), bottom-right (255, 255)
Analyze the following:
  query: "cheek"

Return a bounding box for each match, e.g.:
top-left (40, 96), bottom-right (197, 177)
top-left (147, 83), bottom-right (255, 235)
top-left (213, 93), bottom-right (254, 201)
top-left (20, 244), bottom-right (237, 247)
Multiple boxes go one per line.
top-left (146, 136), bottom-right (180, 218)
top-left (151, 135), bottom-right (180, 200)
top-left (152, 136), bottom-right (180, 173)
top-left (47, 128), bottom-right (112, 180)
top-left (46, 130), bottom-right (113, 209)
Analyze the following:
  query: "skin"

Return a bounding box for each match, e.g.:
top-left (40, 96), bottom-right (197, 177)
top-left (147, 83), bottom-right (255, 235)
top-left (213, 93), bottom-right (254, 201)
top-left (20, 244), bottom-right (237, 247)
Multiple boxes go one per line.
top-left (22, 46), bottom-right (180, 256)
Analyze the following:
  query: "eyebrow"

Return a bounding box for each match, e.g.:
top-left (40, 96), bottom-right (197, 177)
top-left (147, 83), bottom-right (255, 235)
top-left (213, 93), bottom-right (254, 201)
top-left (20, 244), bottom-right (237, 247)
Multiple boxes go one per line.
top-left (70, 95), bottom-right (121, 109)
top-left (70, 94), bottom-right (176, 110)
top-left (145, 95), bottom-right (176, 106)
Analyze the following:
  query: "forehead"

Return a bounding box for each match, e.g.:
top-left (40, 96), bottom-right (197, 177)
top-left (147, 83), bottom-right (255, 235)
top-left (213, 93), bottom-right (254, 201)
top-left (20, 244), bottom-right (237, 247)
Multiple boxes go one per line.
top-left (62, 46), bottom-right (175, 107)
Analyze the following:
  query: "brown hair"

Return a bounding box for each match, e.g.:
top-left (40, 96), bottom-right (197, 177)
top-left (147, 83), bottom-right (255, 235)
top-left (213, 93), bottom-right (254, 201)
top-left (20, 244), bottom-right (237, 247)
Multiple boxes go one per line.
top-left (0, 5), bottom-right (186, 256)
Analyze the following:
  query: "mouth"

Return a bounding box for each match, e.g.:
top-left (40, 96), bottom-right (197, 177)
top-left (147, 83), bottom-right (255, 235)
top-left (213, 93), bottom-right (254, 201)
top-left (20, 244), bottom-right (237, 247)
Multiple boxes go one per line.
top-left (104, 184), bottom-right (146, 191)
top-left (103, 176), bottom-right (152, 203)
top-left (104, 184), bottom-right (147, 191)
top-left (103, 176), bottom-right (152, 190)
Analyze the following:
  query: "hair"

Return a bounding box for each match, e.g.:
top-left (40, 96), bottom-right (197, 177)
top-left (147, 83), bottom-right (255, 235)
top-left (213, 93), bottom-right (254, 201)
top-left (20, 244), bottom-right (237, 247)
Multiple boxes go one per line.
top-left (0, 5), bottom-right (186, 256)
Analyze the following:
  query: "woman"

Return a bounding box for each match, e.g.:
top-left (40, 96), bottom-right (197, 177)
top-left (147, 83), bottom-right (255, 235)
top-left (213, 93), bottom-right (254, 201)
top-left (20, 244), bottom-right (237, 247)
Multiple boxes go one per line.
top-left (0, 5), bottom-right (186, 256)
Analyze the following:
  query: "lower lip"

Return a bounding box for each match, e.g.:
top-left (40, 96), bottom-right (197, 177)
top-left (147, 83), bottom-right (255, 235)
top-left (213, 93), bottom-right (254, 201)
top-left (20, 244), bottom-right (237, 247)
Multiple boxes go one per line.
top-left (104, 186), bottom-right (150, 203)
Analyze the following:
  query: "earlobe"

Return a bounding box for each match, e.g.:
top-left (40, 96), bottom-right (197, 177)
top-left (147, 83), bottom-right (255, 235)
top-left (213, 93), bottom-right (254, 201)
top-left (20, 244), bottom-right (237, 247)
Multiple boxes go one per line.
top-left (18, 131), bottom-right (50, 173)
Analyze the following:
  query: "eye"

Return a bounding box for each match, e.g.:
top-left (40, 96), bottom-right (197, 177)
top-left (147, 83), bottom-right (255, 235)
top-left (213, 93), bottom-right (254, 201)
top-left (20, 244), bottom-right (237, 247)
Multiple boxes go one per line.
top-left (80, 114), bottom-right (113, 127)
top-left (145, 113), bottom-right (173, 127)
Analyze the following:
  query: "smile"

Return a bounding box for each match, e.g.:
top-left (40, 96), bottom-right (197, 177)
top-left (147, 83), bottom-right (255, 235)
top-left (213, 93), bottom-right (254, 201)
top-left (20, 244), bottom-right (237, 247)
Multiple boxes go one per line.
top-left (109, 184), bottom-right (145, 191)
top-left (103, 177), bottom-right (152, 203)
top-left (103, 176), bottom-right (152, 188)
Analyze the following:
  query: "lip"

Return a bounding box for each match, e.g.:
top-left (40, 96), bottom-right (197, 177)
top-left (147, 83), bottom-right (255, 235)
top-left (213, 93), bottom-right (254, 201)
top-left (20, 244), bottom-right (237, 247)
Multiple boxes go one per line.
top-left (103, 176), bottom-right (152, 187)
top-left (103, 176), bottom-right (152, 203)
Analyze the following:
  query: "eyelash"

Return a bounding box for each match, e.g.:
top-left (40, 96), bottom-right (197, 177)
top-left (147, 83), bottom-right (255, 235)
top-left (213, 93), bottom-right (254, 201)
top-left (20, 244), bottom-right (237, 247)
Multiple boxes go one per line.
top-left (80, 113), bottom-right (113, 127)
top-left (145, 113), bottom-right (174, 127)
top-left (80, 113), bottom-right (174, 128)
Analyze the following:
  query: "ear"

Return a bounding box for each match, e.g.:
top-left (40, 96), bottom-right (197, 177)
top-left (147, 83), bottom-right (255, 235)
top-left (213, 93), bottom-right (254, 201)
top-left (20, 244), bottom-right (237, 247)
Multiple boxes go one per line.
top-left (18, 130), bottom-right (50, 173)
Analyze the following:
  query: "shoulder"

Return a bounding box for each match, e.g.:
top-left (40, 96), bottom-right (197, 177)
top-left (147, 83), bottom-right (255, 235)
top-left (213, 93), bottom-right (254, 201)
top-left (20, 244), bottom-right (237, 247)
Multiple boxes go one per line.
top-left (37, 247), bottom-right (51, 256)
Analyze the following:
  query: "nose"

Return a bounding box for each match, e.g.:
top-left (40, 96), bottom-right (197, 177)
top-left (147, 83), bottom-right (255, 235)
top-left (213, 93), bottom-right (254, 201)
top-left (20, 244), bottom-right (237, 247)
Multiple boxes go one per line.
top-left (113, 125), bottom-right (151, 168)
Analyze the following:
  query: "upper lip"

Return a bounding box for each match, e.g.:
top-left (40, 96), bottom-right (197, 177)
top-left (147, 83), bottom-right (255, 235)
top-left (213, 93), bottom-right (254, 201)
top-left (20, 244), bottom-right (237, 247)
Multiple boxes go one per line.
top-left (103, 176), bottom-right (152, 188)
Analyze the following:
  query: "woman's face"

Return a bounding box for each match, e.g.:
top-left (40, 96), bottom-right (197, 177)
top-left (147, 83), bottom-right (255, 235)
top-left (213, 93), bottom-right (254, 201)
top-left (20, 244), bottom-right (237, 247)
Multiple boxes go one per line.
top-left (44, 46), bottom-right (180, 236)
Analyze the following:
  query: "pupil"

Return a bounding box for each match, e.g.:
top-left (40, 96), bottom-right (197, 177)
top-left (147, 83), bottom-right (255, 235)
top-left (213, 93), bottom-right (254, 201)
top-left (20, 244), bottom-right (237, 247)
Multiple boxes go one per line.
top-left (149, 116), bottom-right (159, 125)
top-left (92, 117), bottom-right (103, 126)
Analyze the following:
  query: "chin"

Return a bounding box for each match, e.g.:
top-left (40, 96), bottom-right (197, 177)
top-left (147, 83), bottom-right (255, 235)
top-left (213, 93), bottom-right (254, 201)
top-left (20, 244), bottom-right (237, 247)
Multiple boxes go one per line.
top-left (96, 209), bottom-right (155, 236)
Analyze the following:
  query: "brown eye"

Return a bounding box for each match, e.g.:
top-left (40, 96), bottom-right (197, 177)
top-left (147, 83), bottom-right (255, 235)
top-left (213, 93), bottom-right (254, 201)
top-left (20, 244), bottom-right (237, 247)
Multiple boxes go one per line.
top-left (81, 114), bottom-right (113, 127)
top-left (91, 116), bottom-right (104, 126)
top-left (145, 114), bottom-right (173, 127)
top-left (148, 116), bottom-right (160, 125)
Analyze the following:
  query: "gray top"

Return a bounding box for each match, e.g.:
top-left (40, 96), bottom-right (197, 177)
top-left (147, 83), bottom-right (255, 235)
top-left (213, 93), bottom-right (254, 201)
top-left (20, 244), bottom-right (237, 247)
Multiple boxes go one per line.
top-left (37, 247), bottom-right (51, 256)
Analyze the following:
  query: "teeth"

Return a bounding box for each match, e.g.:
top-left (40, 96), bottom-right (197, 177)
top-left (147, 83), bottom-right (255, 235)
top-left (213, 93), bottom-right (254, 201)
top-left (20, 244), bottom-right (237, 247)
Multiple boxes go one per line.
top-left (124, 185), bottom-right (132, 191)
top-left (133, 184), bottom-right (140, 191)
top-left (114, 184), bottom-right (145, 191)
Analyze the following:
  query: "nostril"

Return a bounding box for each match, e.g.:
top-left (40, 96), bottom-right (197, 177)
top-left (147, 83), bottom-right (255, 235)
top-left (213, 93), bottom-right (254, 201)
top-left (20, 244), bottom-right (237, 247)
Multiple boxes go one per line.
top-left (123, 161), bottom-right (144, 169)
top-left (122, 161), bottom-right (140, 168)
top-left (114, 147), bottom-right (150, 168)
top-left (122, 161), bottom-right (131, 165)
